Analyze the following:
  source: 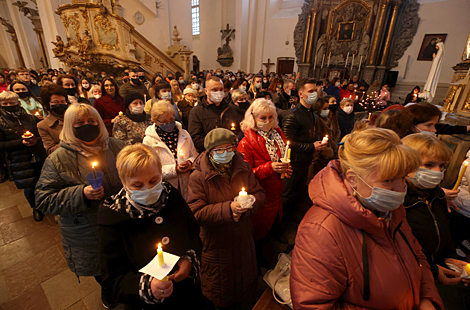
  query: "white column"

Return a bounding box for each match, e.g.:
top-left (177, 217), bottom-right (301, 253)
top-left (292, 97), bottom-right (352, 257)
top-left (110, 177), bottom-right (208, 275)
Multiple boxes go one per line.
top-left (0, 1), bottom-right (20, 68)
top-left (36, 0), bottom-right (62, 69)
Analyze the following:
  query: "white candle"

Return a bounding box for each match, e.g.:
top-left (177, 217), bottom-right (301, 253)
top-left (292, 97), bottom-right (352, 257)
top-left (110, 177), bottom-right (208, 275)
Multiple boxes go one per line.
top-left (327, 52), bottom-right (331, 67)
top-left (345, 52), bottom-right (349, 68)
top-left (321, 54), bottom-right (325, 69)
top-left (238, 187), bottom-right (249, 204)
top-left (322, 135), bottom-right (328, 144)
top-left (177, 149), bottom-right (184, 164)
top-left (284, 141), bottom-right (290, 160)
top-left (144, 94), bottom-right (147, 102)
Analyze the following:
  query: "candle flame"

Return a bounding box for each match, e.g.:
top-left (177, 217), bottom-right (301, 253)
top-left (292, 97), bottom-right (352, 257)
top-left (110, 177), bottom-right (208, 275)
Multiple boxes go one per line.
top-left (242, 187), bottom-right (245, 191)
top-left (325, 135), bottom-right (328, 138)
top-left (92, 162), bottom-right (98, 168)
top-left (158, 243), bottom-right (162, 250)
top-left (465, 161), bottom-right (469, 166)
top-left (232, 123), bottom-right (235, 127)
top-left (25, 131), bottom-right (31, 135)
top-left (35, 112), bottom-right (40, 115)
top-left (179, 149), bottom-right (184, 155)
top-left (287, 141), bottom-right (290, 146)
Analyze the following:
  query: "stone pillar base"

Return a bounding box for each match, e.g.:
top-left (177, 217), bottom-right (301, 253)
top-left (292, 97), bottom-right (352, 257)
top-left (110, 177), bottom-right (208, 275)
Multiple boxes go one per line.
top-left (297, 63), bottom-right (311, 78)
top-left (363, 66), bottom-right (376, 85)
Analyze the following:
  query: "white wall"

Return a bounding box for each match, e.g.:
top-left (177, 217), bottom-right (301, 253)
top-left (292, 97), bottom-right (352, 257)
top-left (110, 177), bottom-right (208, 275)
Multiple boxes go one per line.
top-left (395, 0), bottom-right (470, 85)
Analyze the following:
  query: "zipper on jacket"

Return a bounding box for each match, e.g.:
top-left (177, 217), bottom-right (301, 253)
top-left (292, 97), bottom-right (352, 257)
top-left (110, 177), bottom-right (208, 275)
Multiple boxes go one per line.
top-left (424, 199), bottom-right (441, 254)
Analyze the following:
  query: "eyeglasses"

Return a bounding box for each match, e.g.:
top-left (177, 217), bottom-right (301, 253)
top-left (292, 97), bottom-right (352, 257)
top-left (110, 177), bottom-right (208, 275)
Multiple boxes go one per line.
top-left (212, 146), bottom-right (235, 154)
top-left (50, 100), bottom-right (67, 105)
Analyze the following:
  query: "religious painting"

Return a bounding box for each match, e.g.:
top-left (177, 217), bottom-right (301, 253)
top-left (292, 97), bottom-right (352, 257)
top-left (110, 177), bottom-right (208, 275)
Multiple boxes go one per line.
top-left (417, 34), bottom-right (447, 61)
top-left (337, 21), bottom-right (355, 42)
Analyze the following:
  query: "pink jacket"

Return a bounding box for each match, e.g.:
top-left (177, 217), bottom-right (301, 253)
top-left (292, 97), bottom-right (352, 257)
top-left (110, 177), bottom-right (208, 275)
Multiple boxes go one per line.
top-left (290, 160), bottom-right (444, 310)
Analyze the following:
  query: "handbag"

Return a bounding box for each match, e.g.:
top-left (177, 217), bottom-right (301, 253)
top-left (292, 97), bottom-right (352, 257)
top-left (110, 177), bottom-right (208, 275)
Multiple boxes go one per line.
top-left (263, 252), bottom-right (293, 308)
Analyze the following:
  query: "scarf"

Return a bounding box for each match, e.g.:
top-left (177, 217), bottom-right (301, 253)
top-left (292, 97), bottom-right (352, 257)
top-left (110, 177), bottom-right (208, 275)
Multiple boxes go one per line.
top-left (155, 125), bottom-right (179, 159)
top-left (209, 154), bottom-right (232, 180)
top-left (68, 137), bottom-right (109, 158)
top-left (125, 109), bottom-right (147, 122)
top-left (257, 128), bottom-right (286, 162)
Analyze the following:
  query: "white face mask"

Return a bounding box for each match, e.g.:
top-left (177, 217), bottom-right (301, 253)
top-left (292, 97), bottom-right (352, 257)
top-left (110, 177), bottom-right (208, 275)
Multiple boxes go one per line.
top-left (408, 168), bottom-right (444, 189)
top-left (130, 105), bottom-right (144, 114)
top-left (240, 86), bottom-right (247, 92)
top-left (263, 79), bottom-right (268, 83)
top-left (335, 82), bottom-right (341, 87)
top-left (257, 119), bottom-right (275, 132)
top-left (352, 173), bottom-right (407, 212)
top-left (343, 106), bottom-right (353, 114)
top-left (210, 91), bottom-right (225, 104)
top-left (161, 92), bottom-right (172, 100)
top-left (192, 84), bottom-right (198, 90)
top-left (255, 82), bottom-right (262, 89)
top-left (305, 92), bottom-right (318, 105)
top-left (93, 94), bottom-right (101, 99)
top-left (126, 181), bottom-right (163, 206)
top-left (82, 83), bottom-right (89, 88)
top-left (320, 110), bottom-right (330, 118)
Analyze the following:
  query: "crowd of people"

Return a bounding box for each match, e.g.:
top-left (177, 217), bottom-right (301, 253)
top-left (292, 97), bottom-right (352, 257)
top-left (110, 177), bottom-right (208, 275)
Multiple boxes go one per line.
top-left (1, 66), bottom-right (470, 310)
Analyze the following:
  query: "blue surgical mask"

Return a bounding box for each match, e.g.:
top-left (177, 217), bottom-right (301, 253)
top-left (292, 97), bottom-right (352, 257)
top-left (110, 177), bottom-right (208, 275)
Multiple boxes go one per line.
top-left (126, 181), bottom-right (163, 206)
top-left (305, 92), bottom-right (318, 105)
top-left (351, 173), bottom-right (406, 212)
top-left (408, 168), bottom-right (444, 189)
top-left (320, 109), bottom-right (330, 118)
top-left (159, 120), bottom-right (176, 132)
top-left (212, 150), bottom-right (235, 164)
top-left (415, 126), bottom-right (436, 136)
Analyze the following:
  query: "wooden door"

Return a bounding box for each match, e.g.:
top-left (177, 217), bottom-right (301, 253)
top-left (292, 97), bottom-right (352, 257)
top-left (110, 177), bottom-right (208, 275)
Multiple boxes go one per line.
top-left (277, 59), bottom-right (294, 75)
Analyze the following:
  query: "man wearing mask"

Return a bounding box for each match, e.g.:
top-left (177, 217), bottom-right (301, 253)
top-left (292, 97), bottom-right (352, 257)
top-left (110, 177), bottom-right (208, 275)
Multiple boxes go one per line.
top-left (282, 78), bottom-right (326, 222)
top-left (166, 73), bottom-right (174, 83)
top-left (57, 74), bottom-right (90, 104)
top-left (274, 79), bottom-right (297, 111)
top-left (188, 76), bottom-right (241, 153)
top-left (326, 77), bottom-right (341, 102)
top-left (144, 81), bottom-right (181, 122)
top-left (138, 69), bottom-right (151, 90)
top-left (117, 72), bottom-right (129, 87)
top-left (119, 69), bottom-right (149, 99)
top-left (17, 68), bottom-right (41, 97)
top-left (215, 69), bottom-right (223, 77)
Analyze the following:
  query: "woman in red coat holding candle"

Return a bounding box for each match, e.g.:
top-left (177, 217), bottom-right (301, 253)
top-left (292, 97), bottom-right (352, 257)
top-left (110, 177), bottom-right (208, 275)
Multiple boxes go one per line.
top-left (93, 77), bottom-right (125, 136)
top-left (237, 98), bottom-right (292, 267)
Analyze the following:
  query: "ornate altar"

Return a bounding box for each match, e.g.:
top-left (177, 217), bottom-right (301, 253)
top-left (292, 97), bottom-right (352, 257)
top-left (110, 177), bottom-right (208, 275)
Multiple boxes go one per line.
top-left (54, 0), bottom-right (186, 78)
top-left (294, 0), bottom-right (420, 84)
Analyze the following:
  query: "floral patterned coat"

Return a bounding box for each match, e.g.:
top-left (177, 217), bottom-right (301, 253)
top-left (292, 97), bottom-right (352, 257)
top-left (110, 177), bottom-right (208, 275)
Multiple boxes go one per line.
top-left (112, 115), bottom-right (152, 145)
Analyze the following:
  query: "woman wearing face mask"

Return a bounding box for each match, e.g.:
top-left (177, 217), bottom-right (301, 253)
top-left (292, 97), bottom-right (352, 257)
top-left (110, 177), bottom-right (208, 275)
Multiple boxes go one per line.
top-left (143, 100), bottom-right (197, 200)
top-left (247, 74), bottom-right (263, 100)
top-left (94, 77), bottom-right (125, 136)
top-left (290, 128), bottom-right (444, 310)
top-left (113, 92), bottom-right (152, 145)
top-left (87, 85), bottom-right (101, 106)
top-left (80, 78), bottom-right (91, 98)
top-left (170, 79), bottom-right (183, 102)
top-left (98, 143), bottom-right (206, 309)
top-left (402, 134), bottom-right (470, 307)
top-left (267, 77), bottom-right (284, 101)
top-left (232, 78), bottom-right (249, 93)
top-left (189, 79), bottom-right (204, 99)
top-left (237, 99), bottom-right (291, 270)
top-left (0, 91), bottom-right (47, 221)
top-left (337, 98), bottom-right (355, 139)
top-left (188, 128), bottom-right (266, 309)
top-left (326, 77), bottom-right (341, 102)
top-left (229, 89), bottom-right (250, 121)
top-left (35, 103), bottom-right (124, 308)
top-left (9, 80), bottom-right (46, 118)
top-left (37, 84), bottom-right (69, 154)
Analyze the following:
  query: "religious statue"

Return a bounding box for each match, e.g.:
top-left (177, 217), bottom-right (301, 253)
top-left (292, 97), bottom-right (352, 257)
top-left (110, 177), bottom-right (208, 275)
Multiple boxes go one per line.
top-left (315, 34), bottom-right (326, 64)
top-left (79, 30), bottom-right (92, 54)
top-left (463, 35), bottom-right (470, 62)
top-left (173, 25), bottom-right (180, 40)
top-left (217, 24), bottom-right (235, 67)
top-left (420, 39), bottom-right (445, 103)
top-left (358, 34), bottom-right (370, 59)
top-left (52, 35), bottom-right (65, 56)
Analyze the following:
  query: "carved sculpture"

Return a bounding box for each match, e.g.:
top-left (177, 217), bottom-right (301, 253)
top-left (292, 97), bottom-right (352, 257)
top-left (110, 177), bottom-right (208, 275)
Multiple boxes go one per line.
top-left (217, 24), bottom-right (235, 67)
top-left (390, 0), bottom-right (420, 67)
top-left (94, 8), bottom-right (120, 51)
top-left (79, 30), bottom-right (92, 54)
top-left (0, 17), bottom-right (15, 34)
top-left (52, 35), bottom-right (65, 56)
top-left (358, 34), bottom-right (370, 60)
top-left (12, 1), bottom-right (39, 17)
top-left (294, 0), bottom-right (314, 63)
top-left (315, 34), bottom-right (326, 65)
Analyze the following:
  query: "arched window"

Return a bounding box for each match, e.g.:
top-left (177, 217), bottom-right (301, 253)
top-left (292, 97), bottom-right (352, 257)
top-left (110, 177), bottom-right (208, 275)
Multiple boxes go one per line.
top-left (191, 0), bottom-right (200, 35)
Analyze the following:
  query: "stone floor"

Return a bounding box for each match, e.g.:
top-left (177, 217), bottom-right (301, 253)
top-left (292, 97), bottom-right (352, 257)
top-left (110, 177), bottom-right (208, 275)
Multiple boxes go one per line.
top-left (0, 180), bottom-right (114, 310)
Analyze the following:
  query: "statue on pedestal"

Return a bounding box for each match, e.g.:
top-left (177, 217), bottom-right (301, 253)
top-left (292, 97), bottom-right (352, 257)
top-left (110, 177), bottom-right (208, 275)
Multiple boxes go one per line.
top-left (420, 40), bottom-right (445, 103)
top-left (217, 24), bottom-right (235, 67)
top-left (52, 35), bottom-right (65, 56)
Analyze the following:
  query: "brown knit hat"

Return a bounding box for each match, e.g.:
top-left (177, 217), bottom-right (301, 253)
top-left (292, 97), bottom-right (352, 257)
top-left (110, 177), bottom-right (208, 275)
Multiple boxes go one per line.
top-left (204, 128), bottom-right (237, 150)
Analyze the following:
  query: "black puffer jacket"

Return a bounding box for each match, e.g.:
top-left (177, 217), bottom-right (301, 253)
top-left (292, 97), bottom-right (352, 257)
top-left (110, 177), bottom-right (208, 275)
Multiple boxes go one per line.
top-left (404, 184), bottom-right (456, 279)
top-left (281, 104), bottom-right (320, 165)
top-left (188, 96), bottom-right (242, 153)
top-left (0, 107), bottom-right (46, 189)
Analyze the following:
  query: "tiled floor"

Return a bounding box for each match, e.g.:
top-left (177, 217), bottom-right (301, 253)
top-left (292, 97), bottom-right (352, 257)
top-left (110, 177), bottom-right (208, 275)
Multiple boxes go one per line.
top-left (0, 180), bottom-right (111, 310)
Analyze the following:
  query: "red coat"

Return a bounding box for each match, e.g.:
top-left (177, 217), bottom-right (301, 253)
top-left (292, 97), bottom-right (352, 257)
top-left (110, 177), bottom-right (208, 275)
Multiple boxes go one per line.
top-left (93, 94), bottom-right (125, 136)
top-left (290, 160), bottom-right (444, 310)
top-left (237, 128), bottom-right (286, 241)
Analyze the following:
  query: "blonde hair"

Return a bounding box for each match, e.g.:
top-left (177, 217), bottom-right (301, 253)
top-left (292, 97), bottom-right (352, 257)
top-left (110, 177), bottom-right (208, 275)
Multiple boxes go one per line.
top-left (87, 85), bottom-right (101, 98)
top-left (0, 91), bottom-right (19, 101)
top-left (240, 98), bottom-right (278, 132)
top-left (402, 133), bottom-right (452, 163)
top-left (340, 98), bottom-right (354, 108)
top-left (339, 128), bottom-right (421, 181)
top-left (150, 100), bottom-right (175, 123)
top-left (170, 80), bottom-right (182, 95)
top-left (60, 103), bottom-right (108, 143)
top-left (116, 143), bottom-right (162, 182)
top-left (232, 89), bottom-right (247, 103)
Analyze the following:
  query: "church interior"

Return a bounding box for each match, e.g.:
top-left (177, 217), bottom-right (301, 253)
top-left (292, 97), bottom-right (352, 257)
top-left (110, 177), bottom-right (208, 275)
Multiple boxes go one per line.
top-left (1, 0), bottom-right (470, 309)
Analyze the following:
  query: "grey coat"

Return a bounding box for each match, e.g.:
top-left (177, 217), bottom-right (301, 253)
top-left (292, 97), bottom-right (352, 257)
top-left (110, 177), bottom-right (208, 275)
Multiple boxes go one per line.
top-left (35, 138), bottom-right (124, 276)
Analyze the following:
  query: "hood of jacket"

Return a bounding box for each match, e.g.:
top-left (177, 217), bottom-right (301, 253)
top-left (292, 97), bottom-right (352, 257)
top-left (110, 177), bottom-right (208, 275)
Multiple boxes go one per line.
top-left (309, 160), bottom-right (406, 235)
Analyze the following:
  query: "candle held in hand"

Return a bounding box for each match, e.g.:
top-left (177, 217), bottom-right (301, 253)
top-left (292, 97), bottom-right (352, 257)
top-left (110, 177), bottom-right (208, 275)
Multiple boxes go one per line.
top-left (453, 161), bottom-right (469, 190)
top-left (35, 112), bottom-right (40, 116)
top-left (157, 243), bottom-right (168, 281)
top-left (178, 149), bottom-right (184, 164)
top-left (238, 187), bottom-right (248, 204)
top-left (322, 135), bottom-right (328, 145)
top-left (91, 161), bottom-right (98, 179)
top-left (22, 131), bottom-right (34, 139)
top-left (119, 111), bottom-right (123, 116)
top-left (284, 141), bottom-right (290, 160)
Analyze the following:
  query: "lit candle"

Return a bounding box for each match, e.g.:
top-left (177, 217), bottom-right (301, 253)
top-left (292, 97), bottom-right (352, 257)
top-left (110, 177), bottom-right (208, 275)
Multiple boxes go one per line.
top-left (144, 94), bottom-right (147, 102)
top-left (231, 123), bottom-right (236, 131)
top-left (453, 161), bottom-right (469, 190)
top-left (465, 263), bottom-right (470, 276)
top-left (368, 113), bottom-right (371, 121)
top-left (327, 52), bottom-right (331, 67)
top-left (91, 161), bottom-right (98, 179)
top-left (322, 135), bottom-right (328, 145)
top-left (345, 52), bottom-right (349, 68)
top-left (287, 148), bottom-right (291, 160)
top-left (321, 54), bottom-right (325, 69)
top-left (35, 111), bottom-right (40, 116)
top-left (178, 149), bottom-right (184, 164)
top-left (157, 243), bottom-right (168, 281)
top-left (238, 187), bottom-right (248, 204)
top-left (119, 111), bottom-right (123, 116)
top-left (284, 141), bottom-right (290, 160)
top-left (22, 130), bottom-right (34, 139)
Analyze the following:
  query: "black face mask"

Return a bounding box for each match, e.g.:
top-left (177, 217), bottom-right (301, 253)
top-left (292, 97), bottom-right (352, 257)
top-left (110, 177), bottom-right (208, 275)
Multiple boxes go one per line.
top-left (329, 104), bottom-right (338, 113)
top-left (167, 76), bottom-right (173, 81)
top-left (74, 124), bottom-right (100, 142)
top-left (66, 87), bottom-right (77, 96)
top-left (139, 76), bottom-right (145, 81)
top-left (17, 91), bottom-right (29, 99)
top-left (131, 78), bottom-right (141, 85)
top-left (2, 105), bottom-right (20, 113)
top-left (50, 104), bottom-right (68, 116)
top-left (238, 101), bottom-right (250, 110)
top-left (122, 78), bottom-right (129, 83)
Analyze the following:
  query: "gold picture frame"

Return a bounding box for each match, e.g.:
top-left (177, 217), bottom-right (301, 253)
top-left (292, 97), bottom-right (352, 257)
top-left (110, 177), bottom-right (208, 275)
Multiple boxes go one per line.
top-left (337, 21), bottom-right (355, 42)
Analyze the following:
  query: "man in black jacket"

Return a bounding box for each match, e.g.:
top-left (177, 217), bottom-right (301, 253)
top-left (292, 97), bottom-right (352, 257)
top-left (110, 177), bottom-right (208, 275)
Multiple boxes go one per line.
top-left (188, 76), bottom-right (241, 153)
top-left (274, 79), bottom-right (297, 111)
top-left (282, 78), bottom-right (326, 220)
